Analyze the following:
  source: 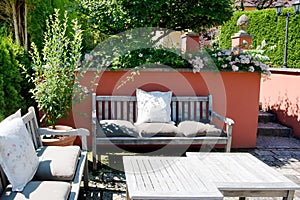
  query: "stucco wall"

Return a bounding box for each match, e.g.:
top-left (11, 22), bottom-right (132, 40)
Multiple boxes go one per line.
top-left (260, 69), bottom-right (300, 138)
top-left (65, 70), bottom-right (261, 149)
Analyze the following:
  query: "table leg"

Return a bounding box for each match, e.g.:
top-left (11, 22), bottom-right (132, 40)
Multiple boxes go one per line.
top-left (126, 186), bottom-right (130, 200)
top-left (283, 190), bottom-right (295, 200)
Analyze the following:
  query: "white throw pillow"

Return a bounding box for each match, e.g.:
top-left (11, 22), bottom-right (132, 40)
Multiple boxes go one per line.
top-left (1, 109), bottom-right (21, 122)
top-left (0, 117), bottom-right (39, 191)
top-left (135, 89), bottom-right (172, 125)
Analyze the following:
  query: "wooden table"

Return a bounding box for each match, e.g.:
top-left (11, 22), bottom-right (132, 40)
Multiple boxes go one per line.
top-left (123, 156), bottom-right (223, 200)
top-left (187, 152), bottom-right (300, 200)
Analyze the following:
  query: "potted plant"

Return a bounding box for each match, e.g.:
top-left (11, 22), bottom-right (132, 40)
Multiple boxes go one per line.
top-left (28, 9), bottom-right (84, 145)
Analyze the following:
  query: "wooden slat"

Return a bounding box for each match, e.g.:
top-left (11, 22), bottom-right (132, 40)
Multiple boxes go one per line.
top-left (97, 101), bottom-right (101, 120)
top-left (195, 102), bottom-right (200, 121)
top-left (171, 101), bottom-right (176, 122)
top-left (144, 158), bottom-right (170, 191)
top-left (202, 101), bottom-right (206, 120)
top-left (178, 101), bottom-right (183, 122)
top-left (190, 101), bottom-right (195, 121)
top-left (116, 101), bottom-right (121, 119)
top-left (129, 101), bottom-right (134, 122)
top-left (104, 101), bottom-right (109, 119)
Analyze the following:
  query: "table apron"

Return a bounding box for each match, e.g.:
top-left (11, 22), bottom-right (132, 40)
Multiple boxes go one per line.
top-left (221, 189), bottom-right (293, 198)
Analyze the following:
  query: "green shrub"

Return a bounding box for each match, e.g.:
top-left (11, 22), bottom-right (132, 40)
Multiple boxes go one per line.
top-left (0, 34), bottom-right (32, 121)
top-left (29, 9), bottom-right (83, 127)
top-left (109, 48), bottom-right (191, 70)
top-left (218, 8), bottom-right (300, 68)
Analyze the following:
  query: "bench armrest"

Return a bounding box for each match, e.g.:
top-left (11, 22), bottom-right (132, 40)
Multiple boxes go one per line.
top-left (38, 128), bottom-right (90, 136)
top-left (38, 128), bottom-right (90, 151)
top-left (211, 111), bottom-right (234, 136)
top-left (211, 111), bottom-right (234, 126)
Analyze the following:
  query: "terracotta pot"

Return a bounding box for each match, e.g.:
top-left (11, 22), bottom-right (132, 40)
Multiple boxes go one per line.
top-left (41, 125), bottom-right (77, 146)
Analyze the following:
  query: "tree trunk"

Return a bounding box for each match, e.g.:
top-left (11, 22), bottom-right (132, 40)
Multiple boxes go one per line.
top-left (24, 0), bottom-right (28, 50)
top-left (18, 1), bottom-right (24, 46)
top-left (10, 1), bottom-right (21, 45)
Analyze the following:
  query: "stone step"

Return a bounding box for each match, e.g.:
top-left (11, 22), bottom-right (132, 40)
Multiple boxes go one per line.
top-left (258, 111), bottom-right (276, 123)
top-left (257, 122), bottom-right (292, 137)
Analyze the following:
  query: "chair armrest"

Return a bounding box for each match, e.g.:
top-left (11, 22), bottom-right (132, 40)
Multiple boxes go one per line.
top-left (38, 128), bottom-right (90, 151)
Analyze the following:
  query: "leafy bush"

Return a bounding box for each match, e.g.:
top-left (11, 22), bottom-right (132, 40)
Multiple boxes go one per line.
top-left (0, 34), bottom-right (32, 121)
top-left (218, 8), bottom-right (300, 68)
top-left (29, 10), bottom-right (83, 128)
top-left (109, 48), bottom-right (191, 70)
top-left (103, 46), bottom-right (270, 76)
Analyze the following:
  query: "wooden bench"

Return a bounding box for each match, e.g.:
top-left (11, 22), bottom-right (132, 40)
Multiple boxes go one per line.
top-left (0, 107), bottom-right (89, 200)
top-left (92, 93), bottom-right (234, 169)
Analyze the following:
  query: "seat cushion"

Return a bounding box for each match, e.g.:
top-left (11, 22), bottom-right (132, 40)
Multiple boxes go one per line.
top-left (136, 123), bottom-right (184, 137)
top-left (35, 146), bottom-right (80, 181)
top-left (178, 121), bottom-right (223, 137)
top-left (0, 181), bottom-right (70, 200)
top-left (99, 120), bottom-right (139, 137)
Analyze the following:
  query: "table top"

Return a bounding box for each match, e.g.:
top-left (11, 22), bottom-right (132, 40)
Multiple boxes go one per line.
top-left (186, 152), bottom-right (300, 191)
top-left (123, 156), bottom-right (223, 200)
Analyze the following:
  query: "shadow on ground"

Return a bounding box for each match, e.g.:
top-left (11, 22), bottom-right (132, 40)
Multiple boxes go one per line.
top-left (79, 136), bottom-right (300, 200)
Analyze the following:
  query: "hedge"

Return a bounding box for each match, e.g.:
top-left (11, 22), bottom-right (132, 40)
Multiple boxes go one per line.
top-left (0, 33), bottom-right (33, 121)
top-left (218, 8), bottom-right (300, 68)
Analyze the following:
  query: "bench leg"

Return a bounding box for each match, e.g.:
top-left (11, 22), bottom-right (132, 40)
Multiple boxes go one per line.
top-left (225, 138), bottom-right (232, 152)
top-left (283, 190), bottom-right (295, 200)
top-left (93, 152), bottom-right (97, 170)
top-left (84, 158), bottom-right (89, 188)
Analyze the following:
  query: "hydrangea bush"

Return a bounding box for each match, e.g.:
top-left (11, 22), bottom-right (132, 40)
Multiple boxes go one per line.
top-left (189, 48), bottom-right (271, 76)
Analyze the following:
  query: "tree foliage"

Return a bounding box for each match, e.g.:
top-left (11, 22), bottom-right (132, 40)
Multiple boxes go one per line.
top-left (235, 0), bottom-right (280, 10)
top-left (0, 0), bottom-right (76, 51)
top-left (76, 0), bottom-right (234, 51)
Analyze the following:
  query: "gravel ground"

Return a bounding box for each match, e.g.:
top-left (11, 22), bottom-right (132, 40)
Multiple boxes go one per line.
top-left (79, 136), bottom-right (300, 200)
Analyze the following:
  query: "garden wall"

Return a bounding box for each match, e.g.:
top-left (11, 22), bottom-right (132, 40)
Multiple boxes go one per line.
top-left (260, 69), bottom-right (300, 138)
top-left (68, 70), bottom-right (261, 150)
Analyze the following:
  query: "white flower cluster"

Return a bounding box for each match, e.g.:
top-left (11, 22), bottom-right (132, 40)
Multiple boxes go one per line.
top-left (189, 56), bottom-right (204, 73)
top-left (188, 49), bottom-right (271, 75)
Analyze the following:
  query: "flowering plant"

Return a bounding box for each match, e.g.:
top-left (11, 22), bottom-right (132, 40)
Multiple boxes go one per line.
top-left (28, 9), bottom-right (85, 128)
top-left (189, 48), bottom-right (271, 76)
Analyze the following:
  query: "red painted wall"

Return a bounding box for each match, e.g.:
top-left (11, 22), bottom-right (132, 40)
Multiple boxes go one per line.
top-left (69, 70), bottom-right (261, 149)
top-left (260, 71), bottom-right (300, 138)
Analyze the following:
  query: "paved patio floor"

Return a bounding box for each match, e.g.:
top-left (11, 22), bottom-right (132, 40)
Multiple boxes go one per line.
top-left (80, 135), bottom-right (300, 200)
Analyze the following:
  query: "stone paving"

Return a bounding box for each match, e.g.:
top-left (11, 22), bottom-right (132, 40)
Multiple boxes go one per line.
top-left (79, 136), bottom-right (300, 200)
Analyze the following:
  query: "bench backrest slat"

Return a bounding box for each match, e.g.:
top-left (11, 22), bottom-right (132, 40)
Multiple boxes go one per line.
top-left (22, 107), bottom-right (42, 149)
top-left (95, 94), bottom-right (212, 124)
